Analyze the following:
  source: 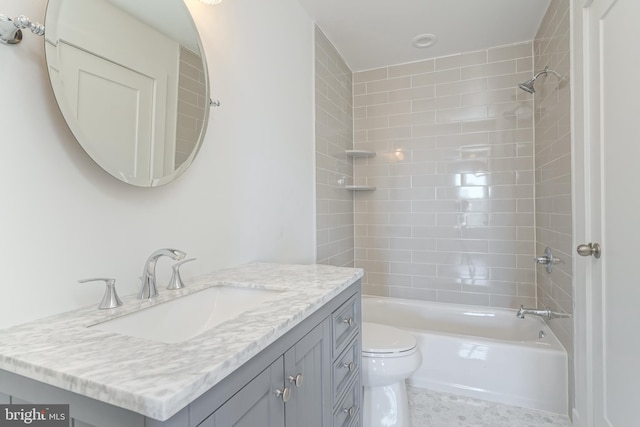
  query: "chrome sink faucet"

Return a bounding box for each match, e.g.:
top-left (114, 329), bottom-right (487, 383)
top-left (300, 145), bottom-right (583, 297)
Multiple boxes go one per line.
top-left (138, 248), bottom-right (186, 299)
top-left (516, 305), bottom-right (572, 320)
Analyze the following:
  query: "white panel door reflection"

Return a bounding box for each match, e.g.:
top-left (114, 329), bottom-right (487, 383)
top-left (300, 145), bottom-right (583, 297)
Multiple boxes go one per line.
top-left (61, 43), bottom-right (154, 185)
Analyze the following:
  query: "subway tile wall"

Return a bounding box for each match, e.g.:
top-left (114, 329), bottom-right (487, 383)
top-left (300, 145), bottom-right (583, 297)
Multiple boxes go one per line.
top-left (315, 27), bottom-right (355, 267)
top-left (353, 42), bottom-right (537, 308)
top-left (176, 47), bottom-right (207, 168)
top-left (533, 0), bottom-right (573, 408)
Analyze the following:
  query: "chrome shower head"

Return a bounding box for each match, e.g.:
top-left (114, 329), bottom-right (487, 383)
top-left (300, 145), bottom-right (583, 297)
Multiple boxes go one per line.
top-left (517, 66), bottom-right (564, 94)
top-left (519, 79), bottom-right (536, 94)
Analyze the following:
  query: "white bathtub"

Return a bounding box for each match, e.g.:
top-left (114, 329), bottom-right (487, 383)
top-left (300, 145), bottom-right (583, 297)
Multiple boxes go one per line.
top-left (362, 296), bottom-right (568, 415)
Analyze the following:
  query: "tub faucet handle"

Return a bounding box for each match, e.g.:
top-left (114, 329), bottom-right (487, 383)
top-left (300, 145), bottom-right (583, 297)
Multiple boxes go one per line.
top-left (79, 278), bottom-right (123, 310)
top-left (534, 247), bottom-right (563, 273)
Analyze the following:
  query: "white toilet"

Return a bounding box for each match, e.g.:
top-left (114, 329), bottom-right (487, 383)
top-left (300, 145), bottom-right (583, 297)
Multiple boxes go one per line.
top-left (361, 322), bottom-right (422, 427)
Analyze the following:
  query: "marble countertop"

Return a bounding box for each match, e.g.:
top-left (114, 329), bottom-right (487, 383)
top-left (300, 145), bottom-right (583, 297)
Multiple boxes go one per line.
top-left (0, 263), bottom-right (363, 421)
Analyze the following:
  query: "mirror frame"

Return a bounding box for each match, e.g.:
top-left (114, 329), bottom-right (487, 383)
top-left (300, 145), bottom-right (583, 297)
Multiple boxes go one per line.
top-left (44, 0), bottom-right (210, 187)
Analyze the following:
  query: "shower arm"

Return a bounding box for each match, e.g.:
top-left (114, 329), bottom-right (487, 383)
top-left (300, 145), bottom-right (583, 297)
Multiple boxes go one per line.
top-left (535, 66), bottom-right (563, 80)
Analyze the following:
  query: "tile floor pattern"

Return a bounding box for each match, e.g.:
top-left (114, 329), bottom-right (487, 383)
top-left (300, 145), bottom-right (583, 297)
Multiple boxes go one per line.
top-left (408, 386), bottom-right (572, 427)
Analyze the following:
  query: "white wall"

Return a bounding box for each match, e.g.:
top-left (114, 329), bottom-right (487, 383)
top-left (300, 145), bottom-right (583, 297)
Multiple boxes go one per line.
top-left (0, 0), bottom-right (316, 328)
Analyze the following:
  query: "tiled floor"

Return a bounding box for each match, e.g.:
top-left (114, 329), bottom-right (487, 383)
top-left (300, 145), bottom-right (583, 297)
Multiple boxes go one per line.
top-left (408, 386), bottom-right (572, 427)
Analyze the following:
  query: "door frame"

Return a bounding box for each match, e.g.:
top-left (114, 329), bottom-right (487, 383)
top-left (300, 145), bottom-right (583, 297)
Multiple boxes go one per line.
top-left (570, 0), bottom-right (591, 426)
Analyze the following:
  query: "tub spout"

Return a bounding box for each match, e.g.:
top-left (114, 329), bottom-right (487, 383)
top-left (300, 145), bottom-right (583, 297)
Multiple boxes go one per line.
top-left (516, 305), bottom-right (572, 320)
top-left (516, 305), bottom-right (528, 319)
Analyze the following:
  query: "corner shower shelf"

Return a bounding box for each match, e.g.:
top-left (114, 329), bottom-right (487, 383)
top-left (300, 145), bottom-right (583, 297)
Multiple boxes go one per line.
top-left (345, 150), bottom-right (376, 158)
top-left (345, 185), bottom-right (376, 191)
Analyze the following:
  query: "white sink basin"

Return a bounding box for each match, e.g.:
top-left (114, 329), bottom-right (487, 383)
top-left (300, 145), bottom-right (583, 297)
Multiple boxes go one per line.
top-left (89, 286), bottom-right (283, 344)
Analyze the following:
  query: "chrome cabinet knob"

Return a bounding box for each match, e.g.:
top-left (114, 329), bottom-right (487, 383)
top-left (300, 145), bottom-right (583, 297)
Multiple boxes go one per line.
top-left (343, 406), bottom-right (356, 418)
top-left (342, 361), bottom-right (355, 371)
top-left (342, 317), bottom-right (354, 326)
top-left (275, 387), bottom-right (291, 402)
top-left (577, 243), bottom-right (601, 258)
top-left (288, 373), bottom-right (303, 388)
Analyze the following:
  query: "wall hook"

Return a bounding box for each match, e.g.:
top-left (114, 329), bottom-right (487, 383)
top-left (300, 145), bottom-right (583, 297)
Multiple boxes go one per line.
top-left (0, 14), bottom-right (45, 45)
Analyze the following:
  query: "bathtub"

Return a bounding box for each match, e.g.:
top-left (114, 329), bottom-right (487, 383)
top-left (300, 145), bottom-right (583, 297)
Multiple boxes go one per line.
top-left (362, 296), bottom-right (568, 415)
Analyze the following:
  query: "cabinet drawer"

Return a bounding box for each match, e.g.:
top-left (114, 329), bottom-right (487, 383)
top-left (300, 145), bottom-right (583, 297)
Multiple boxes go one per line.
top-left (333, 338), bottom-right (360, 406)
top-left (332, 294), bottom-right (360, 357)
top-left (333, 376), bottom-right (361, 427)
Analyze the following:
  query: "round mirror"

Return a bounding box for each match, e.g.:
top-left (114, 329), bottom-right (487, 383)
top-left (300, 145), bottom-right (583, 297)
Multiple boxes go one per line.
top-left (44, 0), bottom-right (210, 187)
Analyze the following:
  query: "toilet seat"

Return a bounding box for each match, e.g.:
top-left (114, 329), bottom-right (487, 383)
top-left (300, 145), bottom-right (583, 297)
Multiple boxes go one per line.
top-left (362, 322), bottom-right (417, 357)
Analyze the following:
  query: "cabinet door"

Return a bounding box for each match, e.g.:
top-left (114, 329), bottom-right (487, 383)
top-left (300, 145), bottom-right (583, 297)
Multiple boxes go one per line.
top-left (284, 319), bottom-right (332, 427)
top-left (202, 357), bottom-right (285, 427)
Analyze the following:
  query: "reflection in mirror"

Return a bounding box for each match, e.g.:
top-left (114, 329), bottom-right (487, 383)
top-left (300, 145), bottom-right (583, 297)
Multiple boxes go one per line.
top-left (45, 0), bottom-right (210, 187)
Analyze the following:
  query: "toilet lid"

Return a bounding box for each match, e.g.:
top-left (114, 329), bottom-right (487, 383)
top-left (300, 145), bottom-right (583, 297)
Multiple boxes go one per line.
top-left (362, 322), bottom-right (417, 354)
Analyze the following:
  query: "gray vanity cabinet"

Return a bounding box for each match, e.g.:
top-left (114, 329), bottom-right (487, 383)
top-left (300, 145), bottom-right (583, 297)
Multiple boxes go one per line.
top-left (203, 320), bottom-right (331, 427)
top-left (191, 283), bottom-right (360, 427)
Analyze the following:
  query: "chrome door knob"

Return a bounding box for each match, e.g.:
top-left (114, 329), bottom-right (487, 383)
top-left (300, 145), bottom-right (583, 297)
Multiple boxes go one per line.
top-left (577, 243), bottom-right (601, 258)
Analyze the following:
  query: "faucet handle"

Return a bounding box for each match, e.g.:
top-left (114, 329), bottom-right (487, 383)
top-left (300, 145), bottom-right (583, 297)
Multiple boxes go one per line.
top-left (167, 258), bottom-right (196, 290)
top-left (79, 278), bottom-right (124, 310)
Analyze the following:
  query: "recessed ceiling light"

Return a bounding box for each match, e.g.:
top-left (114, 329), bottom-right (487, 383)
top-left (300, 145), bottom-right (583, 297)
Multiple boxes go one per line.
top-left (200, 0), bottom-right (222, 4)
top-left (412, 34), bottom-right (437, 49)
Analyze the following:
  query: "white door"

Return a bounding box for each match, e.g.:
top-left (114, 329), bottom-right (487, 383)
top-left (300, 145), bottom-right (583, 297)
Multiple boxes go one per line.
top-left (583, 0), bottom-right (640, 424)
